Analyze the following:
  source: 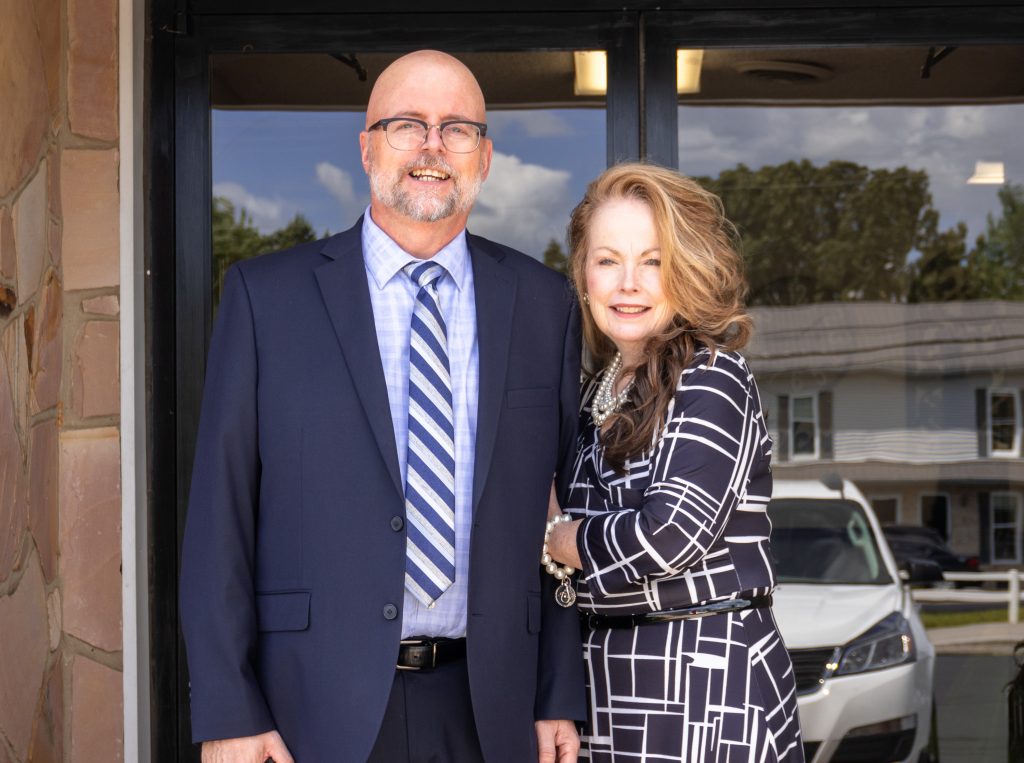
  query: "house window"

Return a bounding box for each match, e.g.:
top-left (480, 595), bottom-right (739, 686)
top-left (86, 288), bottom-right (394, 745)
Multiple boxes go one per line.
top-left (791, 394), bottom-right (818, 459)
top-left (920, 493), bottom-right (950, 541)
top-left (992, 492), bottom-right (1022, 564)
top-left (870, 496), bottom-right (900, 525)
top-left (990, 390), bottom-right (1020, 456)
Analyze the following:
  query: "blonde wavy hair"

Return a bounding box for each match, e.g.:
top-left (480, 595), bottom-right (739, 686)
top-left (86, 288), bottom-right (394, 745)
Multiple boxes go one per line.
top-left (568, 162), bottom-right (752, 471)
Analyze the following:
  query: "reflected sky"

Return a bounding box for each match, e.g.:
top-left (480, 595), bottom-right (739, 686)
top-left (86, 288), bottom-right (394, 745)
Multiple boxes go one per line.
top-left (213, 102), bottom-right (1020, 258)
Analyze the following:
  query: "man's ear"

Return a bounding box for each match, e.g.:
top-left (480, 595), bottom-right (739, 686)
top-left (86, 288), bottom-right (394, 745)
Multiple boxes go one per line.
top-left (479, 138), bottom-right (493, 182)
top-left (359, 131), bottom-right (371, 175)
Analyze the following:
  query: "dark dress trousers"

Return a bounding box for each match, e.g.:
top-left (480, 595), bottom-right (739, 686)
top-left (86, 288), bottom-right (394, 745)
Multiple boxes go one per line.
top-left (179, 220), bottom-right (586, 762)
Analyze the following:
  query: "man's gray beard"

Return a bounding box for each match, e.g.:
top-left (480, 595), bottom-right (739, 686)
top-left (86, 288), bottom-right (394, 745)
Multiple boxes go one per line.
top-left (368, 154), bottom-right (484, 223)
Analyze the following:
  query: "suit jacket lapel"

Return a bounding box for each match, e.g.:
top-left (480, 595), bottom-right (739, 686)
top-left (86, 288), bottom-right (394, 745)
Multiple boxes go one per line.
top-left (469, 235), bottom-right (517, 511)
top-left (314, 220), bottom-right (403, 499)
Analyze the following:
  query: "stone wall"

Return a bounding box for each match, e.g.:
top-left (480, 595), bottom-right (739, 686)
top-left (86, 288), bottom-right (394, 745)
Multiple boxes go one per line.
top-left (1, 0), bottom-right (124, 760)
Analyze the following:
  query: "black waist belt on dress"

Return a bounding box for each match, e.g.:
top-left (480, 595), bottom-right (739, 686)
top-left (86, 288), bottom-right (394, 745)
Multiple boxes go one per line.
top-left (396, 637), bottom-right (466, 670)
top-left (581, 595), bottom-right (774, 630)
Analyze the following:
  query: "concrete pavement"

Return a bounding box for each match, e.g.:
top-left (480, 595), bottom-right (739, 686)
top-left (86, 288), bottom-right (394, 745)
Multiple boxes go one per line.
top-left (927, 621), bottom-right (1024, 655)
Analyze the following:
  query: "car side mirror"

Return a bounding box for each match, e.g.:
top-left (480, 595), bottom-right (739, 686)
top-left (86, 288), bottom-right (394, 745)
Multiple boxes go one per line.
top-left (898, 557), bottom-right (944, 584)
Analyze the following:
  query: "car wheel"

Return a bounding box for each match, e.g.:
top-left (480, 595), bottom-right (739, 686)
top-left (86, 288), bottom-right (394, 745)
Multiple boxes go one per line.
top-left (918, 696), bottom-right (940, 763)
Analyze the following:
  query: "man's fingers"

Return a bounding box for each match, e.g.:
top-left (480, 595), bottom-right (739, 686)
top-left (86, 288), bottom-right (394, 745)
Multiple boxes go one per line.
top-left (536, 720), bottom-right (558, 763)
top-left (265, 731), bottom-right (295, 763)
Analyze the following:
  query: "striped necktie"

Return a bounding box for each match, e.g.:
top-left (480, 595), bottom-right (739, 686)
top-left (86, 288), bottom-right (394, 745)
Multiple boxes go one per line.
top-left (403, 261), bottom-right (457, 607)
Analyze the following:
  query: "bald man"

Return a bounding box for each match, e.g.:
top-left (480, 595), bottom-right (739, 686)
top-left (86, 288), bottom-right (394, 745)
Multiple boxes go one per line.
top-left (180, 50), bottom-right (586, 762)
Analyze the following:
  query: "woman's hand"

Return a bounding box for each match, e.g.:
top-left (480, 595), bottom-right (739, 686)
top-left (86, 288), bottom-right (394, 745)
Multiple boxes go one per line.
top-left (547, 481), bottom-right (563, 522)
top-left (546, 481), bottom-right (583, 569)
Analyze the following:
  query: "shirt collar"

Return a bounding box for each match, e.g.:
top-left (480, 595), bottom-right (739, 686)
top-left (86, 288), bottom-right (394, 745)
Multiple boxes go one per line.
top-left (362, 207), bottom-right (469, 292)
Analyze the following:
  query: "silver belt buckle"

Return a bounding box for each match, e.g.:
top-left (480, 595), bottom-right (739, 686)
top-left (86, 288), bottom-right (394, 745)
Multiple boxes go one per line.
top-left (397, 638), bottom-right (438, 670)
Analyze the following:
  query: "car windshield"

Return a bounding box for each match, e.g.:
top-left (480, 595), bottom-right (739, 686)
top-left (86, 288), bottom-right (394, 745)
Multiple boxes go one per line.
top-left (769, 498), bottom-right (894, 585)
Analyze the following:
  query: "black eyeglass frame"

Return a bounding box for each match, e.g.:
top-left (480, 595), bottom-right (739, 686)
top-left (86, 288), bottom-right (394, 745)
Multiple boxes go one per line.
top-left (367, 117), bottom-right (489, 153)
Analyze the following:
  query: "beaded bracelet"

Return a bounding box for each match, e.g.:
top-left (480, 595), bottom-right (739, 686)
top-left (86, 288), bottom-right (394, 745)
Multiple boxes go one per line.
top-left (542, 514), bottom-right (577, 608)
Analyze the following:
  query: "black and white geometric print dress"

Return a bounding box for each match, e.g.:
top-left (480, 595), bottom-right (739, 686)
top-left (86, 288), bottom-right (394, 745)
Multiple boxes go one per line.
top-left (566, 349), bottom-right (803, 763)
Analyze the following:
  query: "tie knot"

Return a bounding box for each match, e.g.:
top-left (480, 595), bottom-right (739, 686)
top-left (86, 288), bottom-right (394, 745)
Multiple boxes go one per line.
top-left (404, 261), bottom-right (446, 290)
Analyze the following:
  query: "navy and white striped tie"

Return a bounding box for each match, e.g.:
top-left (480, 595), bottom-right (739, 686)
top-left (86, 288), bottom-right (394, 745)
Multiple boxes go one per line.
top-left (403, 261), bottom-right (457, 607)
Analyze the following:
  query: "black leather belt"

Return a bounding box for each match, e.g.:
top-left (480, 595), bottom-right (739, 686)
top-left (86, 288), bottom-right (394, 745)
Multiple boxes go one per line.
top-left (582, 595), bottom-right (774, 630)
top-left (396, 637), bottom-right (466, 670)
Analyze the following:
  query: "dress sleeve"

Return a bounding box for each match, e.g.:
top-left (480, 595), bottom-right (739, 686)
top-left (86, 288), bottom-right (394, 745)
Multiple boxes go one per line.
top-left (576, 353), bottom-right (765, 596)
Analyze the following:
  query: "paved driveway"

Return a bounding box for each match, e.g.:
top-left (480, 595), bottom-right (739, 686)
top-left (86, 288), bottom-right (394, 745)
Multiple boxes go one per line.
top-left (934, 653), bottom-right (1017, 762)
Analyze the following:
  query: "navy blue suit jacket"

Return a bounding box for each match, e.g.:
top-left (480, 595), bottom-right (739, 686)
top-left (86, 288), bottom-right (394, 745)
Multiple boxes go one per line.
top-left (180, 220), bottom-right (586, 761)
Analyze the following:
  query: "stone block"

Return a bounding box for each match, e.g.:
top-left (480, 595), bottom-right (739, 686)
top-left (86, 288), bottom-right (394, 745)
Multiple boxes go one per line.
top-left (29, 656), bottom-right (63, 763)
top-left (0, 0), bottom-right (50, 198)
top-left (61, 150), bottom-right (119, 291)
top-left (1, 207), bottom-right (15, 285)
top-left (81, 294), bottom-right (119, 316)
top-left (68, 0), bottom-right (117, 141)
top-left (29, 418), bottom-right (59, 582)
top-left (14, 161), bottom-right (47, 304)
top-left (72, 320), bottom-right (119, 418)
top-left (32, 0), bottom-right (63, 124)
top-left (0, 349), bottom-right (27, 581)
top-left (59, 428), bottom-right (121, 651)
top-left (2, 315), bottom-right (30, 448)
top-left (70, 657), bottom-right (122, 763)
top-left (0, 551), bottom-right (49, 760)
top-left (26, 268), bottom-right (61, 413)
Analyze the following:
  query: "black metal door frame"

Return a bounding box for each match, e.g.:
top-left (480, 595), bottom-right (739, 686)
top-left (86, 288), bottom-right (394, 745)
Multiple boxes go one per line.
top-left (149, 3), bottom-right (1024, 760)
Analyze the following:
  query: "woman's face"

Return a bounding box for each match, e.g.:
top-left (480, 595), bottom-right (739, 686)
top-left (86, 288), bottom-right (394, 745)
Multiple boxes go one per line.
top-left (584, 198), bottom-right (674, 366)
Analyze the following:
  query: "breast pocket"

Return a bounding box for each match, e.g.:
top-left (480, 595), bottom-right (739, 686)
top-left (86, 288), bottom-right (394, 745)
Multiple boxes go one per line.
top-left (506, 387), bottom-right (555, 409)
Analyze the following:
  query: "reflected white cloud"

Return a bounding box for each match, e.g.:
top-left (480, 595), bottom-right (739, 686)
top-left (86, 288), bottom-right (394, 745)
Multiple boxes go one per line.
top-left (212, 181), bottom-right (292, 232)
top-left (315, 161), bottom-right (366, 220)
top-left (469, 151), bottom-right (573, 256)
top-left (677, 103), bottom-right (1024, 240)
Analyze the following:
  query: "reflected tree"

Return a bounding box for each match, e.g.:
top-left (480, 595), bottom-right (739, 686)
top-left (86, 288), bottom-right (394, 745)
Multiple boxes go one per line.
top-left (543, 238), bottom-right (569, 275)
top-left (699, 160), bottom-right (961, 306)
top-left (212, 196), bottom-right (323, 304)
top-left (967, 183), bottom-right (1024, 300)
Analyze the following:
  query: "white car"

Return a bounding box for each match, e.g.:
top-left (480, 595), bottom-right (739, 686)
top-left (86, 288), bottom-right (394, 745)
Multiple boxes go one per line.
top-left (769, 478), bottom-right (940, 763)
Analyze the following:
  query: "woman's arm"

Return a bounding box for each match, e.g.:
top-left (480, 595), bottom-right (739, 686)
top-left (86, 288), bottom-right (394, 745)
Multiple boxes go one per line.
top-left (575, 354), bottom-right (762, 597)
top-left (547, 483), bottom-right (583, 569)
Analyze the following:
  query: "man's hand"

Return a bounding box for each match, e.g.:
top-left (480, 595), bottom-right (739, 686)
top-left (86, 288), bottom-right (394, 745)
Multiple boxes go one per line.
top-left (201, 730), bottom-right (293, 763)
top-left (535, 719), bottom-right (580, 763)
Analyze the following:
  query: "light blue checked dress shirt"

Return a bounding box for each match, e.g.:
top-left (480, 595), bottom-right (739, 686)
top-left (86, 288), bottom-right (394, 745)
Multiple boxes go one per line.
top-left (361, 210), bottom-right (478, 639)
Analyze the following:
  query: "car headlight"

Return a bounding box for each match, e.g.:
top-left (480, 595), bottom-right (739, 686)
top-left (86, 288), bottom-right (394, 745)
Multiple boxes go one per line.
top-left (834, 612), bottom-right (916, 676)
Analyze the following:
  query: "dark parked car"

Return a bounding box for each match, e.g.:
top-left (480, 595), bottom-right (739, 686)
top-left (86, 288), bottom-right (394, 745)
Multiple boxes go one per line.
top-left (882, 526), bottom-right (979, 583)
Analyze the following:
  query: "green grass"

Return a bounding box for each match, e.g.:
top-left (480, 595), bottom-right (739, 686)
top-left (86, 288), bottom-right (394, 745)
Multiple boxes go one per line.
top-left (921, 608), bottom-right (1009, 629)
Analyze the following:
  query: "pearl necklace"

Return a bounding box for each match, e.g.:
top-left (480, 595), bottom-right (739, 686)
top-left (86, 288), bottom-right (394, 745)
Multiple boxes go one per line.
top-left (592, 352), bottom-right (633, 426)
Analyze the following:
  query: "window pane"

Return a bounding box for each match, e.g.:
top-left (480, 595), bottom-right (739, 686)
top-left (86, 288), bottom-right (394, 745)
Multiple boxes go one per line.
top-left (675, 43), bottom-right (1024, 562)
top-left (792, 396), bottom-right (813, 420)
top-left (792, 422), bottom-right (815, 455)
top-left (211, 52), bottom-right (608, 306)
top-left (871, 498), bottom-right (898, 525)
top-left (994, 527), bottom-right (1017, 562)
top-left (992, 394), bottom-right (1015, 420)
top-left (993, 424), bottom-right (1016, 451)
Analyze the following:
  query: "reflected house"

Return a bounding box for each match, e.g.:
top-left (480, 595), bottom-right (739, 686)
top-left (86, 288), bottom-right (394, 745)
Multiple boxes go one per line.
top-left (748, 300), bottom-right (1024, 566)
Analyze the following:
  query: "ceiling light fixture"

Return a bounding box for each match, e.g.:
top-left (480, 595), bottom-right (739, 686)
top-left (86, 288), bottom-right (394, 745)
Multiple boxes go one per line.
top-left (573, 50), bottom-right (704, 96)
top-left (967, 161), bottom-right (1006, 185)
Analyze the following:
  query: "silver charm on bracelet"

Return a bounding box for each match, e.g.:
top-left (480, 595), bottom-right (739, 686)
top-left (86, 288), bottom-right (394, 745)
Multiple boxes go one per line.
top-left (542, 514), bottom-right (577, 608)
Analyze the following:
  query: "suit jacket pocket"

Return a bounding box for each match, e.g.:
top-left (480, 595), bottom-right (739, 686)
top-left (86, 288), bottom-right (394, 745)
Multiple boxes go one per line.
top-left (256, 590), bottom-right (311, 632)
top-left (527, 592), bottom-right (542, 634)
top-left (506, 387), bottom-right (555, 409)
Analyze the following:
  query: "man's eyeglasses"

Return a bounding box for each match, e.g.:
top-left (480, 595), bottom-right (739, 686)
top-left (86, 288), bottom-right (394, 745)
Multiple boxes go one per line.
top-left (368, 117), bottom-right (488, 154)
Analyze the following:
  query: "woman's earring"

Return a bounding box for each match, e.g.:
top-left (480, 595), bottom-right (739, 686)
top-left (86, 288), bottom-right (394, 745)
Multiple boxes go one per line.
top-left (582, 293), bottom-right (590, 305)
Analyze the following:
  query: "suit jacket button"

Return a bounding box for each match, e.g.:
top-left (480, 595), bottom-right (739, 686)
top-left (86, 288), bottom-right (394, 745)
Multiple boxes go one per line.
top-left (390, 516), bottom-right (404, 531)
top-left (382, 604), bottom-right (399, 620)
